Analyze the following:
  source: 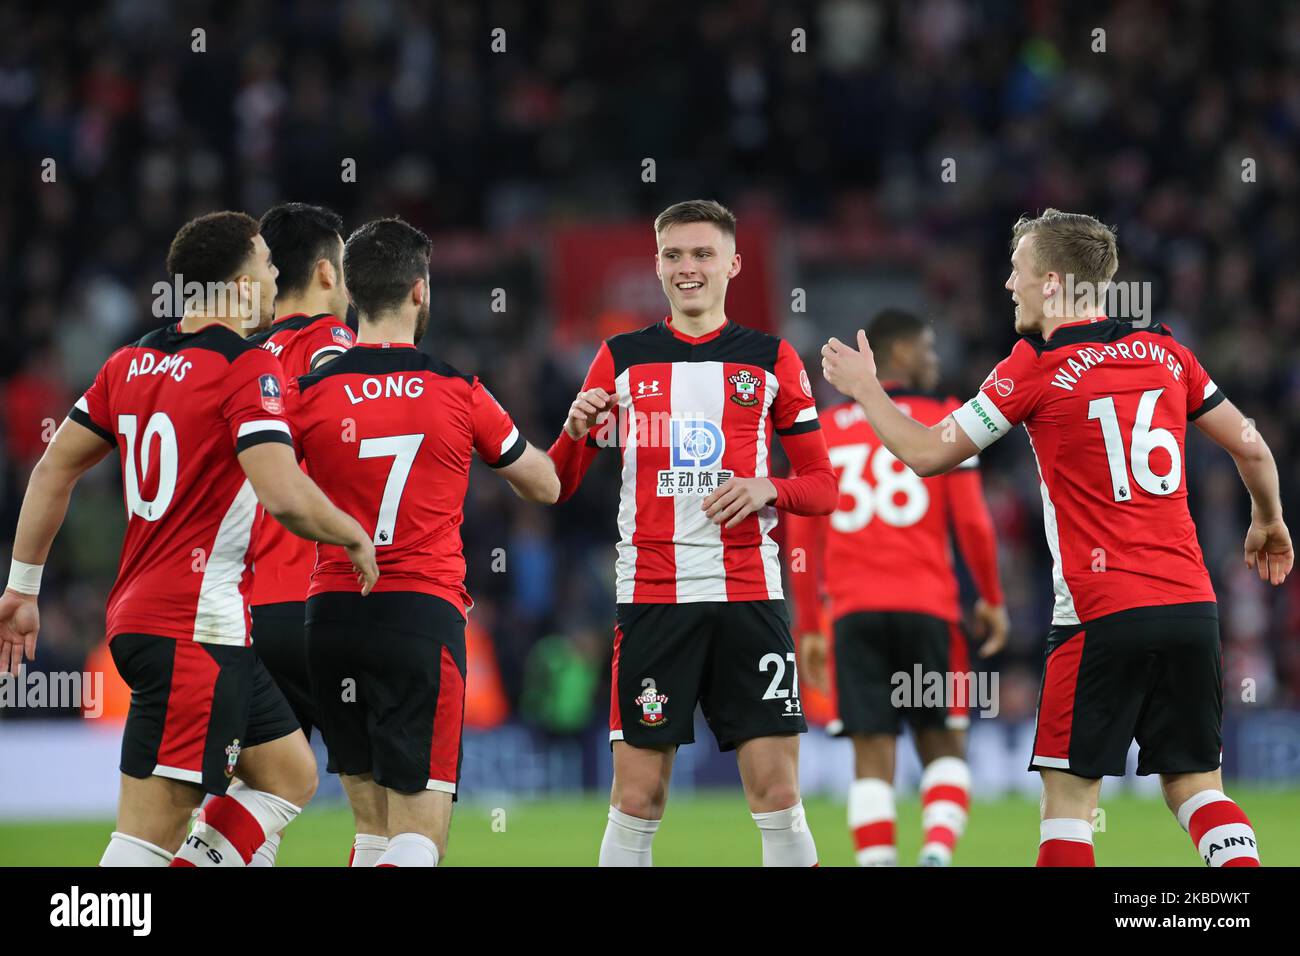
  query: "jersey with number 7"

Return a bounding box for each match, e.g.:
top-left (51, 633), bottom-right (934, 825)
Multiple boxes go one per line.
top-left (951, 317), bottom-right (1224, 626)
top-left (286, 343), bottom-right (525, 615)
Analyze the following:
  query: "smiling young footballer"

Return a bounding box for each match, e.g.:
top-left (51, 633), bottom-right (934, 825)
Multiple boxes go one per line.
top-left (549, 200), bottom-right (837, 867)
top-left (821, 209), bottom-right (1292, 867)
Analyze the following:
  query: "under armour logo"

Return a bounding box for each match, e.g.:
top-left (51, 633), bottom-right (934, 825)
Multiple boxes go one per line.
top-left (636, 380), bottom-right (661, 397)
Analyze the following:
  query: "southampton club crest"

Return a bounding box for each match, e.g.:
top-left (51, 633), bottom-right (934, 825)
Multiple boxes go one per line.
top-left (635, 685), bottom-right (668, 727)
top-left (224, 738), bottom-right (242, 778)
top-left (728, 369), bottom-right (763, 407)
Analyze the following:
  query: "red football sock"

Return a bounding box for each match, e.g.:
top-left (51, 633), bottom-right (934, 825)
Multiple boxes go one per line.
top-left (1037, 818), bottom-right (1095, 867)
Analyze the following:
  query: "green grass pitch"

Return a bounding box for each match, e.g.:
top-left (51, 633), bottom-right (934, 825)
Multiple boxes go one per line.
top-left (1, 789), bottom-right (1294, 866)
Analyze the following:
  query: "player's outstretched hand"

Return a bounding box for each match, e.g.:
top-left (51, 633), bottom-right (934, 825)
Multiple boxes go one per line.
top-left (799, 632), bottom-right (830, 692)
top-left (564, 387), bottom-right (613, 440)
top-left (973, 598), bottom-right (1009, 658)
top-left (702, 476), bottom-right (777, 529)
top-left (347, 537), bottom-right (380, 596)
top-left (1244, 518), bottom-right (1293, 585)
top-left (0, 589), bottom-right (40, 676)
top-left (821, 330), bottom-right (878, 399)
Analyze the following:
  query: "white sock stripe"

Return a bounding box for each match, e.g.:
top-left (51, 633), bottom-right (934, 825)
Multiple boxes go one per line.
top-left (1197, 823), bottom-right (1258, 863)
top-left (1176, 789), bottom-right (1229, 832)
top-left (848, 778), bottom-right (895, 827)
top-left (752, 802), bottom-right (803, 830)
top-left (855, 845), bottom-right (897, 866)
top-left (101, 831), bottom-right (174, 866)
top-left (354, 833), bottom-right (390, 850)
top-left (376, 832), bottom-right (440, 867)
top-left (229, 786), bottom-right (301, 838)
top-left (1040, 817), bottom-right (1093, 845)
top-left (920, 757), bottom-right (971, 791)
top-left (922, 800), bottom-right (969, 833)
top-left (608, 805), bottom-right (661, 833)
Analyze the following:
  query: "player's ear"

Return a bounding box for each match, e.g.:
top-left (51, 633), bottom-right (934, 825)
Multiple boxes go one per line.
top-left (727, 252), bottom-right (742, 280)
top-left (318, 258), bottom-right (337, 290)
top-left (1043, 271), bottom-right (1061, 297)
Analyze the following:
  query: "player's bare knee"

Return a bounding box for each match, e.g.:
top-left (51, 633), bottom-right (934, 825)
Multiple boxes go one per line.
top-left (615, 785), bottom-right (667, 820)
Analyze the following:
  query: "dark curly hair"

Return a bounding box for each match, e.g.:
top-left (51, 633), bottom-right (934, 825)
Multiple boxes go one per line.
top-left (165, 211), bottom-right (261, 285)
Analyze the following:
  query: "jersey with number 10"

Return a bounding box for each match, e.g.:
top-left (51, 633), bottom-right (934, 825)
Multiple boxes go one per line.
top-left (287, 343), bottom-right (525, 615)
top-left (69, 323), bottom-right (295, 645)
top-left (952, 318), bottom-right (1224, 626)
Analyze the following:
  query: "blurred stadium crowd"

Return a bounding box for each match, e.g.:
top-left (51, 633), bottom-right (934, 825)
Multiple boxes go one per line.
top-left (1, 0), bottom-right (1297, 728)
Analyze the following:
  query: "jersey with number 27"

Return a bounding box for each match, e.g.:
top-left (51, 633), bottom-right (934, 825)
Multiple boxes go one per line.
top-left (287, 343), bottom-right (525, 615)
top-left (69, 323), bottom-right (295, 645)
top-left (952, 318), bottom-right (1224, 626)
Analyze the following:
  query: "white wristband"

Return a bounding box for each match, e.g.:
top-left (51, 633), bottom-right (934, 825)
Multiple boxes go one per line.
top-left (7, 560), bottom-right (43, 595)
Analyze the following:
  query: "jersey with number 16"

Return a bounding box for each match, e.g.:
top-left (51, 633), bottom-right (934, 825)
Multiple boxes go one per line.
top-left (951, 318), bottom-right (1224, 627)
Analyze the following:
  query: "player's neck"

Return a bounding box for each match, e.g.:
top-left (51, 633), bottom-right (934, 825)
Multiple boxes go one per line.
top-left (1039, 310), bottom-right (1103, 341)
top-left (272, 292), bottom-right (334, 324)
top-left (357, 315), bottom-right (415, 346)
top-left (667, 309), bottom-right (727, 339)
top-left (178, 312), bottom-right (248, 337)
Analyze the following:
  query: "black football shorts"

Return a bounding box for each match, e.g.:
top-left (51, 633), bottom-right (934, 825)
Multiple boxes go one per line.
top-left (1029, 602), bottom-right (1222, 778)
top-left (251, 601), bottom-right (316, 741)
top-left (110, 633), bottom-right (295, 796)
top-left (610, 600), bottom-right (807, 752)
top-left (831, 610), bottom-right (972, 737)
top-left (306, 591), bottom-right (467, 796)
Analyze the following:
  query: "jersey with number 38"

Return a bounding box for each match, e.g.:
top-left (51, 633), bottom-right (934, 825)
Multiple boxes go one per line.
top-left (287, 343), bottom-right (525, 615)
top-left (816, 390), bottom-right (976, 623)
top-left (952, 318), bottom-right (1224, 626)
top-left (69, 323), bottom-right (295, 645)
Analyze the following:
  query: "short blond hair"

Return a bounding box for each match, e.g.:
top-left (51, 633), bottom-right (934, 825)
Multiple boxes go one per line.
top-left (654, 199), bottom-right (736, 241)
top-left (1011, 209), bottom-right (1118, 287)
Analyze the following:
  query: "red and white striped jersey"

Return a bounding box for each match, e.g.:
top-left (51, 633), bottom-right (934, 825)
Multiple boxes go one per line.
top-left (551, 318), bottom-right (833, 604)
top-left (952, 317), bottom-right (1223, 626)
top-left (69, 322), bottom-right (295, 645)
top-left (246, 312), bottom-right (354, 606)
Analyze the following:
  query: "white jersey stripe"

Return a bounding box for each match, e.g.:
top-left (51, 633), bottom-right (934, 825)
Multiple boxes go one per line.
top-left (236, 419), bottom-right (291, 438)
top-left (756, 370), bottom-right (782, 599)
top-left (672, 362), bottom-right (726, 603)
top-left (193, 478), bottom-right (259, 644)
top-left (614, 369), bottom-right (639, 604)
top-left (1026, 430), bottom-right (1079, 626)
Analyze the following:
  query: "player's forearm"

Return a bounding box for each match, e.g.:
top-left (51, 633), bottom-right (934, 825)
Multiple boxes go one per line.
top-left (954, 515), bottom-right (1004, 606)
top-left (267, 472), bottom-right (367, 547)
top-left (948, 470), bottom-right (1005, 606)
top-left (547, 429), bottom-right (597, 504)
top-left (1231, 438), bottom-right (1284, 523)
top-left (11, 457), bottom-right (80, 565)
top-left (770, 470), bottom-right (836, 516)
top-left (852, 379), bottom-right (947, 477)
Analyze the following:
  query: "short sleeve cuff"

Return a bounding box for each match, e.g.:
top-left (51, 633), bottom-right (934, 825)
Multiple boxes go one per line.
top-left (489, 427), bottom-right (526, 468)
top-left (69, 402), bottom-right (116, 447)
top-left (1189, 382), bottom-right (1227, 420)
